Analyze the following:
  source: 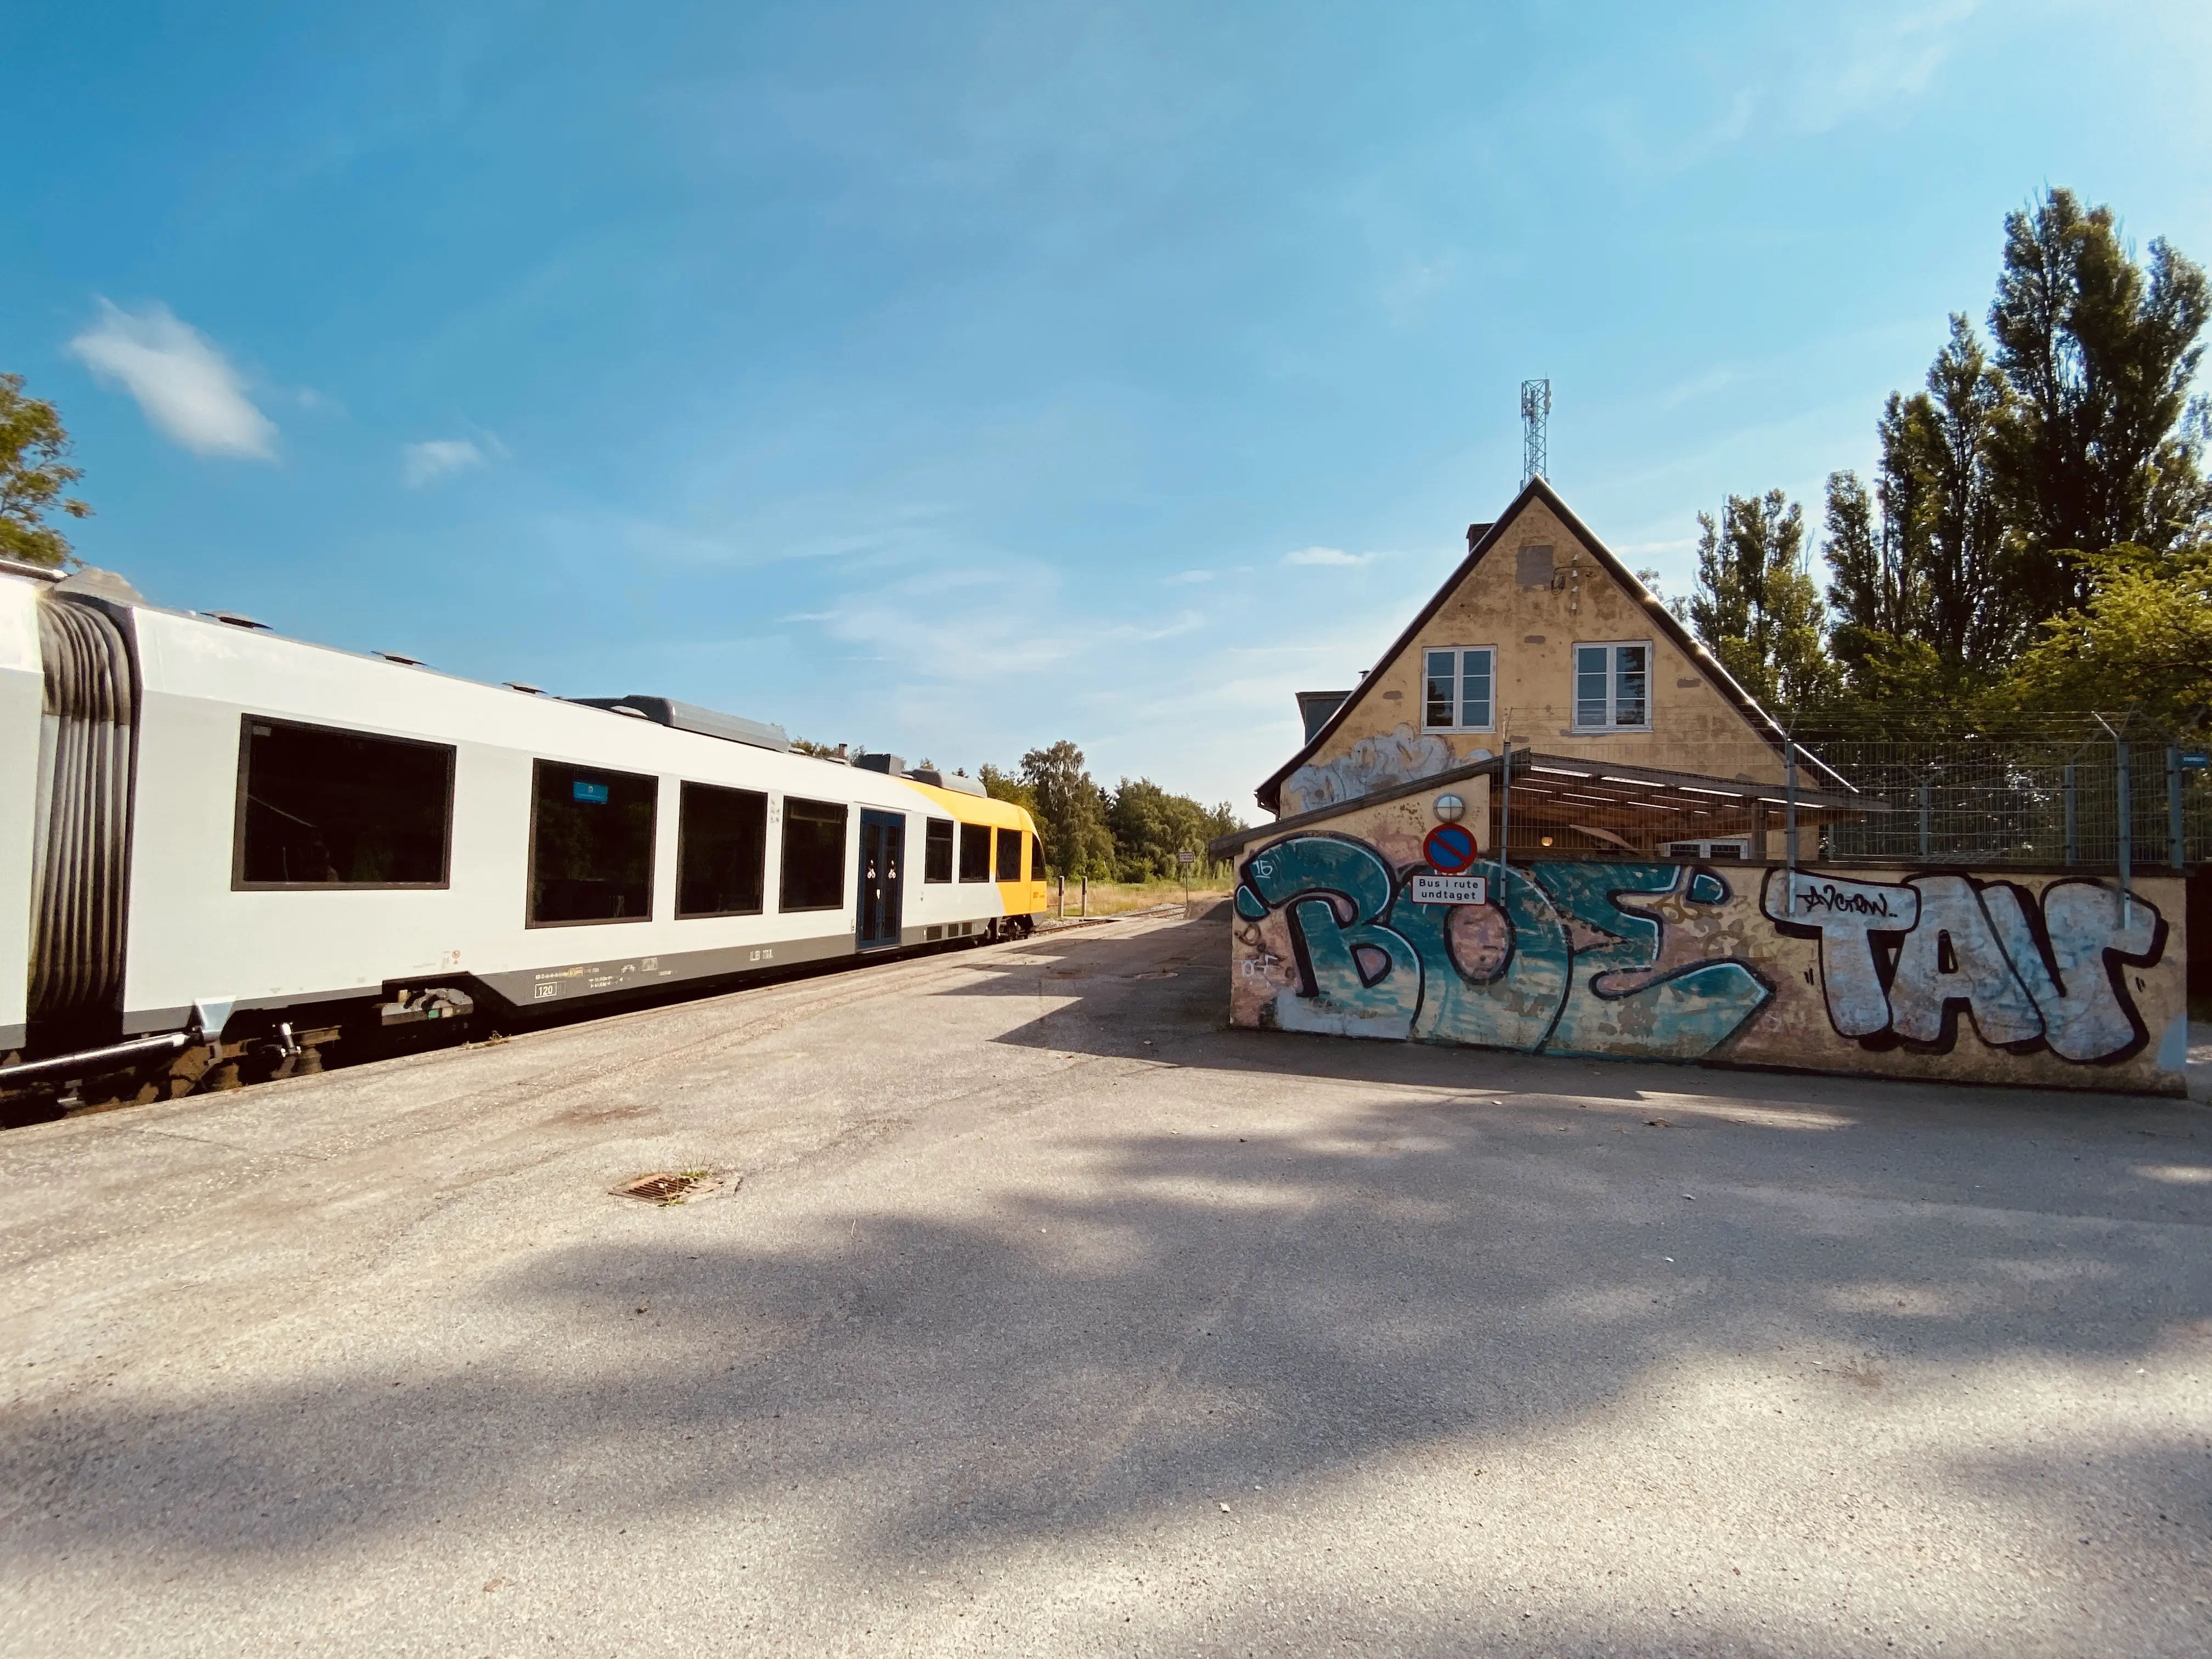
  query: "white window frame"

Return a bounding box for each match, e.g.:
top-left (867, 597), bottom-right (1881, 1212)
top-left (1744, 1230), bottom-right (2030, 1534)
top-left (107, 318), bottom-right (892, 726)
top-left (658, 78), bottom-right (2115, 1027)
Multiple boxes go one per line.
top-left (1420, 645), bottom-right (1496, 733)
top-left (1663, 837), bottom-right (1751, 861)
top-left (1572, 639), bottom-right (1652, 733)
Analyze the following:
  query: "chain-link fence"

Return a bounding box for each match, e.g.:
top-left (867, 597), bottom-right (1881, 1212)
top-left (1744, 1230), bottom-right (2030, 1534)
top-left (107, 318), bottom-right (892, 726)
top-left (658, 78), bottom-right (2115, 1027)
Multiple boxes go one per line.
top-left (1798, 718), bottom-right (2212, 872)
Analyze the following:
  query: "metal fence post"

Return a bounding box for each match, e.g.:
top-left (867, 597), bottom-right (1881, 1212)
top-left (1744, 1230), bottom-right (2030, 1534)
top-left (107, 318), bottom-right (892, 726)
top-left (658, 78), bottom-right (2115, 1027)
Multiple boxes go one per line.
top-left (2063, 764), bottom-right (2076, 865)
top-left (1917, 778), bottom-right (1930, 861)
top-left (1497, 741), bottom-right (1513, 899)
top-left (1785, 742), bottom-right (1799, 863)
top-left (2169, 746), bottom-right (2184, 871)
top-left (1784, 741), bottom-right (1800, 915)
top-left (2116, 740), bottom-right (2132, 924)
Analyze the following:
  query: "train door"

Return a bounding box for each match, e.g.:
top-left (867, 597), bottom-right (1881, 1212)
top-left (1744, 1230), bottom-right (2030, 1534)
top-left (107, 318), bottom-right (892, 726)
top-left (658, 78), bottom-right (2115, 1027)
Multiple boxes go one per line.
top-left (856, 810), bottom-right (904, 950)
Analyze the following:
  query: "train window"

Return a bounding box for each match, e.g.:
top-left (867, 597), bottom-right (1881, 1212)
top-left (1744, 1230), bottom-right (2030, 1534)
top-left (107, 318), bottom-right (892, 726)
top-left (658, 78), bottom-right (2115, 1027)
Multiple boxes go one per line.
top-left (676, 782), bottom-right (767, 918)
top-left (234, 716), bottom-right (453, 889)
top-left (924, 819), bottom-right (955, 883)
top-left (1030, 832), bottom-right (1044, 880)
top-left (995, 826), bottom-right (1023, 882)
top-left (780, 796), bottom-right (848, 912)
top-left (958, 820), bottom-right (991, 882)
top-left (527, 761), bottom-right (657, 926)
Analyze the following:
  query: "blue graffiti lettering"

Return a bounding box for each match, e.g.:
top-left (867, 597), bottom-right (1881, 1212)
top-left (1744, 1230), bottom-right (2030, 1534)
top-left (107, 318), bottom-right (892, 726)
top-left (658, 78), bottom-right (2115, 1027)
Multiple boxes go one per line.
top-left (1240, 840), bottom-right (1769, 1060)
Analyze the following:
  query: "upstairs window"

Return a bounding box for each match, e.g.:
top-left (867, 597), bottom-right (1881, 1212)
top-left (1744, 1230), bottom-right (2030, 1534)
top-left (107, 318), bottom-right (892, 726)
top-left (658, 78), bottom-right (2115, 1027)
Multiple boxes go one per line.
top-left (924, 819), bottom-right (955, 883)
top-left (1422, 647), bottom-right (1494, 732)
top-left (235, 717), bottom-right (453, 888)
top-left (676, 782), bottom-right (766, 918)
top-left (1573, 642), bottom-right (1650, 731)
top-left (995, 826), bottom-right (1023, 881)
top-left (529, 762), bottom-right (657, 924)
top-left (958, 820), bottom-right (991, 882)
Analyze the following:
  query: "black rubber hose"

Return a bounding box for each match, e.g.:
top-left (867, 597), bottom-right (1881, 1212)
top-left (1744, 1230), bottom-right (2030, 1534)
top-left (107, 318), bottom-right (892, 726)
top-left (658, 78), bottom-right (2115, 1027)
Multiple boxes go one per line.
top-left (28, 597), bottom-right (135, 1028)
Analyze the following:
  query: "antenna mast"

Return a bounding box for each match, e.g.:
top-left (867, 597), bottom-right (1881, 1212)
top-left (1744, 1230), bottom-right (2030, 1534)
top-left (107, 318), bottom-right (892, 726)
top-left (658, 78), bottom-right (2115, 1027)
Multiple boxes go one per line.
top-left (1519, 378), bottom-right (1550, 486)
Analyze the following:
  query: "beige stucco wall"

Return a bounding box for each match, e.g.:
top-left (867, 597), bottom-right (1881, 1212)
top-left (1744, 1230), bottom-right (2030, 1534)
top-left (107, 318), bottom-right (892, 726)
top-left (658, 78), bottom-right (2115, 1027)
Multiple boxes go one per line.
top-left (1281, 499), bottom-right (1790, 815)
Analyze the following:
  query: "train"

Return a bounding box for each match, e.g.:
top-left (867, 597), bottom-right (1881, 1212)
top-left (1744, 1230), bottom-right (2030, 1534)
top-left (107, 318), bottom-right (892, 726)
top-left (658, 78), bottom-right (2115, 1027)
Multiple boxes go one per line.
top-left (1, 557), bottom-right (1046, 1108)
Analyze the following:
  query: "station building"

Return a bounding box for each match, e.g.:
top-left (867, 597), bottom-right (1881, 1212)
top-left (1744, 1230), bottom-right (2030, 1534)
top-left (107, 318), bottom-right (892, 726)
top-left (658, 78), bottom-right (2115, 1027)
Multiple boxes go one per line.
top-left (1206, 477), bottom-right (2188, 1096)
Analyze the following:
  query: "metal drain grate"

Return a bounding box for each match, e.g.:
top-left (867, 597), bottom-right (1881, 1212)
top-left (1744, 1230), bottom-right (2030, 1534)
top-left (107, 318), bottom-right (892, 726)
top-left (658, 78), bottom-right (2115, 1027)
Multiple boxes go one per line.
top-left (612, 1171), bottom-right (720, 1205)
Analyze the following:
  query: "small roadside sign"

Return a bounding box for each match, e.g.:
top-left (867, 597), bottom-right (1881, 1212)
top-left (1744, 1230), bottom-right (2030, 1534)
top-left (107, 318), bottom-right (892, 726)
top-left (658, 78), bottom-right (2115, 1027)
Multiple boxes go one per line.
top-left (1422, 823), bottom-right (1479, 873)
top-left (1177, 850), bottom-right (1198, 865)
top-left (1409, 873), bottom-right (1488, 907)
top-left (2181, 752), bottom-right (2210, 770)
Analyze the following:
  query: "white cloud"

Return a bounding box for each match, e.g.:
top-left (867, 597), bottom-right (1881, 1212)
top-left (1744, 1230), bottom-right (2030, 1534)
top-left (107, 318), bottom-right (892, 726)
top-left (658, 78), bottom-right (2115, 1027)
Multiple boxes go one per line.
top-left (1796, 2), bottom-right (1979, 134)
top-left (400, 438), bottom-right (491, 487)
top-left (68, 300), bottom-right (276, 459)
top-left (1163, 568), bottom-right (1215, 585)
top-left (1283, 546), bottom-right (1376, 567)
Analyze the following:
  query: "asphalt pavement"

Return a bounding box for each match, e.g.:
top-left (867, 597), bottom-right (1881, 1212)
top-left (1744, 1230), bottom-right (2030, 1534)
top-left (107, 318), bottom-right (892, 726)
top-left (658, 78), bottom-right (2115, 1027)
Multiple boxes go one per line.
top-left (1, 909), bottom-right (2208, 1657)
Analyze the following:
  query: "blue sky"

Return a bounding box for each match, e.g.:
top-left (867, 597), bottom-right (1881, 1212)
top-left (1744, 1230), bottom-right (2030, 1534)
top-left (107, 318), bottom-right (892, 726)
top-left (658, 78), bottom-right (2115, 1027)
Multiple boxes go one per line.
top-left (8, 2), bottom-right (2209, 811)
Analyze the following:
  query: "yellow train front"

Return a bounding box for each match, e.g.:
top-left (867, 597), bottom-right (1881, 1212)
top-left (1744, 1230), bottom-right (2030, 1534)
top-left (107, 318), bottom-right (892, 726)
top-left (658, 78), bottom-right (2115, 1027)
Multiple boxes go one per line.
top-left (887, 768), bottom-right (1051, 944)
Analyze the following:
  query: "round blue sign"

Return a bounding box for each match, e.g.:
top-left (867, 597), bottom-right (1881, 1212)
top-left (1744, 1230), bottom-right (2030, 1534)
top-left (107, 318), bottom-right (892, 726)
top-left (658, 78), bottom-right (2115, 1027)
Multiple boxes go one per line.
top-left (1423, 823), bottom-right (1478, 873)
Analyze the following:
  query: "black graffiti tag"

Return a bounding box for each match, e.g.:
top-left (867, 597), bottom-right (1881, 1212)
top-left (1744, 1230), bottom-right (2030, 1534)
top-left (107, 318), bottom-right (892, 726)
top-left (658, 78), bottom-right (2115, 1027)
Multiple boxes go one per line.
top-left (1792, 881), bottom-right (1898, 920)
top-left (1761, 871), bottom-right (1917, 1039)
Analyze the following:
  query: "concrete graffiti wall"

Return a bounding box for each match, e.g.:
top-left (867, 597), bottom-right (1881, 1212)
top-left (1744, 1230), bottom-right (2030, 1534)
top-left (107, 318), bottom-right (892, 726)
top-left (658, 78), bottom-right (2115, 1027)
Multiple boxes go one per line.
top-left (1228, 820), bottom-right (2188, 1093)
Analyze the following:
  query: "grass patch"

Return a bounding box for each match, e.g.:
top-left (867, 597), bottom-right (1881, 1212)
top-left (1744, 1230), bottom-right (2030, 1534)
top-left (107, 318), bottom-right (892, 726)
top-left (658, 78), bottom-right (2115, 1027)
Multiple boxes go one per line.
top-left (1042, 874), bottom-right (1235, 917)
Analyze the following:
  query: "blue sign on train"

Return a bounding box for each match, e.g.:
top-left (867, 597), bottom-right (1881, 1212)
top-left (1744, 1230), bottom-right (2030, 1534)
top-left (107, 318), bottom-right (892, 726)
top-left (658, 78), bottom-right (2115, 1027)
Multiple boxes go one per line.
top-left (573, 780), bottom-right (611, 804)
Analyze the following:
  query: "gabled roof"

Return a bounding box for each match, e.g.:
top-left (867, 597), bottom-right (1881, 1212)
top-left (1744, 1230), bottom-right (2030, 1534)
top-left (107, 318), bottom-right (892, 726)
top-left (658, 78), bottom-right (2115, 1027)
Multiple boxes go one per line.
top-left (1254, 476), bottom-right (1845, 813)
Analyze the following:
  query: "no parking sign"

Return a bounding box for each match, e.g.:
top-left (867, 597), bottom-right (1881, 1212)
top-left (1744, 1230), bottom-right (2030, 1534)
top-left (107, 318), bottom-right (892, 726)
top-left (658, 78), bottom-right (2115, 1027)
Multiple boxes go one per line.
top-left (1421, 822), bottom-right (1478, 873)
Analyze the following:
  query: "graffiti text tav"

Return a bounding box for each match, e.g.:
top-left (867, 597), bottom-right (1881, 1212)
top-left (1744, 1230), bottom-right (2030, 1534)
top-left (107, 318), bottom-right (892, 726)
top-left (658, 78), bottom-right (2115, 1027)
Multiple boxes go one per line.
top-left (1762, 869), bottom-right (2166, 1063)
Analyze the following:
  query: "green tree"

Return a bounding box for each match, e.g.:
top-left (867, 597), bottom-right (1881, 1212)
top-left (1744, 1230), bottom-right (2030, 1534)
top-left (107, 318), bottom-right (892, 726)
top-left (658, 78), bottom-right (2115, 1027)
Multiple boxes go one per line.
top-left (1988, 188), bottom-right (2211, 616)
top-left (1913, 316), bottom-right (2021, 668)
top-left (1821, 466), bottom-right (1916, 690)
top-left (1, 373), bottom-right (93, 568)
top-left (1828, 317), bottom-right (2022, 689)
top-left (978, 764), bottom-right (1037, 812)
top-left (2002, 543), bottom-right (2212, 731)
top-left (1018, 741), bottom-right (1115, 879)
top-left (1104, 778), bottom-right (1213, 880)
top-left (1683, 489), bottom-right (1841, 716)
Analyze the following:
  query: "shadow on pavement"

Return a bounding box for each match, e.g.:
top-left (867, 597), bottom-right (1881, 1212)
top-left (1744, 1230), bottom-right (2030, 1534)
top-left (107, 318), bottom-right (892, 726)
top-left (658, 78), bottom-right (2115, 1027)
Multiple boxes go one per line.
top-left (4, 905), bottom-right (2208, 1654)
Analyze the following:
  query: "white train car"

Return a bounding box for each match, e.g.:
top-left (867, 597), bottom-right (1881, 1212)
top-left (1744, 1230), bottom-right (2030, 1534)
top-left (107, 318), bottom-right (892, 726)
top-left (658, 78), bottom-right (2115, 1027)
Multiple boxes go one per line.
top-left (1, 562), bottom-right (1047, 1088)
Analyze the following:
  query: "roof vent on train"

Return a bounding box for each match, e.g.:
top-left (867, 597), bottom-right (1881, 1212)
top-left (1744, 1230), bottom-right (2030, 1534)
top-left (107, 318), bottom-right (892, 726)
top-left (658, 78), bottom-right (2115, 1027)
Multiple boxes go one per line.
top-left (905, 767), bottom-right (988, 797)
top-left (856, 752), bottom-right (905, 776)
top-left (55, 566), bottom-right (145, 604)
top-left (567, 695), bottom-right (790, 753)
top-left (208, 610), bottom-right (269, 630)
top-left (375, 650), bottom-right (428, 667)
